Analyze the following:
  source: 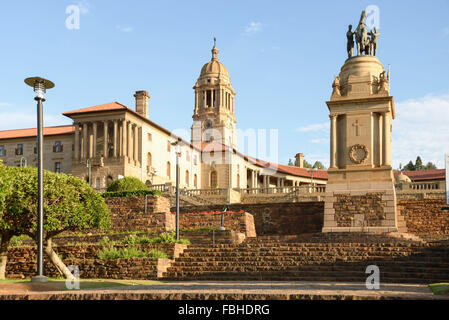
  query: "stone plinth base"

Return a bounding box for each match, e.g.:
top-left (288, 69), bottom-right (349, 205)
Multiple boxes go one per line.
top-left (322, 181), bottom-right (398, 233)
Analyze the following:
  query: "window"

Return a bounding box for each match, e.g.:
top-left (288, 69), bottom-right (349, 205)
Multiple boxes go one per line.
top-left (95, 177), bottom-right (101, 189)
top-left (54, 141), bottom-right (63, 153)
top-left (236, 174), bottom-right (240, 188)
top-left (167, 141), bottom-right (171, 152)
top-left (210, 171), bottom-right (218, 188)
top-left (147, 152), bottom-right (152, 167)
top-left (194, 155), bottom-right (198, 165)
top-left (0, 145), bottom-right (4, 157)
top-left (55, 162), bottom-right (61, 173)
top-left (186, 151), bottom-right (190, 161)
top-left (16, 144), bottom-right (23, 156)
top-left (185, 170), bottom-right (189, 187)
top-left (148, 133), bottom-right (152, 141)
top-left (194, 174), bottom-right (198, 188)
top-left (167, 161), bottom-right (171, 179)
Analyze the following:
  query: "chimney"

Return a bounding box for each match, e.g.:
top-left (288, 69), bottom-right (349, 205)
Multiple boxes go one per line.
top-left (295, 153), bottom-right (304, 168)
top-left (134, 90), bottom-right (150, 119)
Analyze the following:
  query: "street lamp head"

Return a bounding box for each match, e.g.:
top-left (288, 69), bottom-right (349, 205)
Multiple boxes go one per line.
top-left (24, 77), bottom-right (54, 100)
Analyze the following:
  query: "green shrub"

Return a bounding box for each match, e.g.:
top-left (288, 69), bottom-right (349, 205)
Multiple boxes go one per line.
top-left (106, 177), bottom-right (148, 192)
top-left (121, 234), bottom-right (151, 245)
top-left (102, 189), bottom-right (162, 198)
top-left (150, 232), bottom-right (190, 245)
top-left (97, 246), bottom-right (147, 260)
top-left (96, 247), bottom-right (168, 260)
top-left (149, 249), bottom-right (168, 259)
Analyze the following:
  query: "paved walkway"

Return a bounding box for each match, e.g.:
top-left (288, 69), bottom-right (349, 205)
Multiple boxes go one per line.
top-left (0, 281), bottom-right (447, 300)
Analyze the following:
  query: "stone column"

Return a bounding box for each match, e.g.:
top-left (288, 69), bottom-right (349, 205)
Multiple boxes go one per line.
top-left (378, 113), bottom-right (383, 166)
top-left (103, 121), bottom-right (108, 158)
top-left (119, 122), bottom-right (123, 157)
top-left (330, 114), bottom-right (337, 168)
top-left (133, 125), bottom-right (138, 164)
top-left (383, 112), bottom-right (391, 166)
top-left (128, 122), bottom-right (133, 161)
top-left (195, 91), bottom-right (198, 110)
top-left (113, 120), bottom-right (118, 157)
top-left (82, 123), bottom-right (88, 159)
top-left (92, 122), bottom-right (97, 158)
top-left (74, 123), bottom-right (80, 160)
top-left (211, 89), bottom-right (214, 107)
top-left (122, 119), bottom-right (127, 158)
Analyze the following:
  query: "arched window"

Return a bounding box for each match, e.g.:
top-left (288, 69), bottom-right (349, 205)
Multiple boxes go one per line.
top-left (147, 152), bottom-right (152, 167)
top-left (167, 161), bottom-right (171, 179)
top-left (185, 170), bottom-right (189, 187)
top-left (210, 171), bottom-right (218, 188)
top-left (194, 174), bottom-right (198, 188)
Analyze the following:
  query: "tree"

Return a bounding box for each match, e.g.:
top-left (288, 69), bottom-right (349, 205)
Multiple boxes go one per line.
top-left (425, 162), bottom-right (437, 170)
top-left (0, 166), bottom-right (111, 279)
top-left (302, 160), bottom-right (313, 169)
top-left (106, 176), bottom-right (148, 192)
top-left (414, 156), bottom-right (424, 171)
top-left (287, 159), bottom-right (294, 166)
top-left (403, 161), bottom-right (415, 171)
top-left (312, 161), bottom-right (326, 170)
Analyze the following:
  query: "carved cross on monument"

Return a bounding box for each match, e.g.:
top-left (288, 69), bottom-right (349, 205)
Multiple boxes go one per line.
top-left (352, 120), bottom-right (364, 136)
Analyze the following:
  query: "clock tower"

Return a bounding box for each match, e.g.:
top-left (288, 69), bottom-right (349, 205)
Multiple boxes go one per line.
top-left (191, 38), bottom-right (237, 149)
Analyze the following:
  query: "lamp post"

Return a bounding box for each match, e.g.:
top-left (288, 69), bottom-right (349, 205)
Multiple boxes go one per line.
top-left (171, 141), bottom-right (181, 241)
top-left (308, 167), bottom-right (317, 193)
top-left (24, 77), bottom-right (54, 283)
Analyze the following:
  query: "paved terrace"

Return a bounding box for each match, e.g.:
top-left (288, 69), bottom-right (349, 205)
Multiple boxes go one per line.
top-left (0, 281), bottom-right (447, 300)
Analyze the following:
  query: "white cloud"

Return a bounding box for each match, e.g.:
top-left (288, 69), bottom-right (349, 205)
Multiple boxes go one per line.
top-left (296, 122), bottom-right (329, 133)
top-left (310, 138), bottom-right (329, 144)
top-left (392, 93), bottom-right (449, 168)
top-left (243, 22), bottom-right (263, 36)
top-left (116, 25), bottom-right (133, 32)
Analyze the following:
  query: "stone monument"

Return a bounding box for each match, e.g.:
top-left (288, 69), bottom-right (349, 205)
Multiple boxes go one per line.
top-left (322, 11), bottom-right (398, 233)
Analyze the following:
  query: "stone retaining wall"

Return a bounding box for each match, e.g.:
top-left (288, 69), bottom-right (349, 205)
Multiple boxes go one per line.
top-left (398, 198), bottom-right (449, 236)
top-left (6, 243), bottom-right (186, 279)
top-left (102, 195), bottom-right (174, 233)
top-left (175, 202), bottom-right (324, 236)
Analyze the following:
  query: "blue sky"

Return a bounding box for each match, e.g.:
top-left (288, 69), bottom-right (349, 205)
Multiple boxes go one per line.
top-left (0, 0), bottom-right (448, 168)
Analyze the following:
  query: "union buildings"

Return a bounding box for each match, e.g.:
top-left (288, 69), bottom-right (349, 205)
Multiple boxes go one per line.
top-left (0, 41), bottom-right (327, 194)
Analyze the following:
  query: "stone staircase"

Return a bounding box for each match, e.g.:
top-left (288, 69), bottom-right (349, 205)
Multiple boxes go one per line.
top-left (162, 233), bottom-right (449, 284)
top-left (164, 193), bottom-right (216, 207)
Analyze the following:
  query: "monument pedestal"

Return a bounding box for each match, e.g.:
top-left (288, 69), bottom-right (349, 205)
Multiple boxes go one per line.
top-left (323, 55), bottom-right (398, 233)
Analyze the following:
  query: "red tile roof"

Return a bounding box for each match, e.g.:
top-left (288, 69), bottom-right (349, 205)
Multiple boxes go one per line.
top-left (62, 102), bottom-right (128, 116)
top-left (199, 141), bottom-right (328, 180)
top-left (0, 125), bottom-right (75, 140)
top-left (394, 169), bottom-right (445, 182)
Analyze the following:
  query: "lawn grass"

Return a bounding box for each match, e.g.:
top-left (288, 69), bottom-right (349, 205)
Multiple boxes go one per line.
top-left (429, 283), bottom-right (449, 295)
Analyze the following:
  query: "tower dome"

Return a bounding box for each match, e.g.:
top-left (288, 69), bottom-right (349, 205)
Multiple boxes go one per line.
top-left (197, 38), bottom-right (231, 84)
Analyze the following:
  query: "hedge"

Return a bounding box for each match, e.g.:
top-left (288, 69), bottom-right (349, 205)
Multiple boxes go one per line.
top-left (101, 190), bottom-right (163, 198)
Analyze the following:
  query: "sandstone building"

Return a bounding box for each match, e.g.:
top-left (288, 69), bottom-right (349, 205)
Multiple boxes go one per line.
top-left (0, 41), bottom-right (327, 196)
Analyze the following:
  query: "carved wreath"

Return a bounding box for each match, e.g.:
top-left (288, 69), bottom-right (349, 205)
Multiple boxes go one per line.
top-left (349, 144), bottom-right (369, 164)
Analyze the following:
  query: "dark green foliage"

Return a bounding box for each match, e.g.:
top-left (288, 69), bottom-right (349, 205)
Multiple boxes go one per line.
top-left (102, 189), bottom-right (162, 198)
top-left (402, 156), bottom-right (439, 171)
top-left (312, 161), bottom-right (326, 170)
top-left (0, 166), bottom-right (111, 240)
top-left (149, 232), bottom-right (191, 245)
top-left (106, 177), bottom-right (148, 192)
